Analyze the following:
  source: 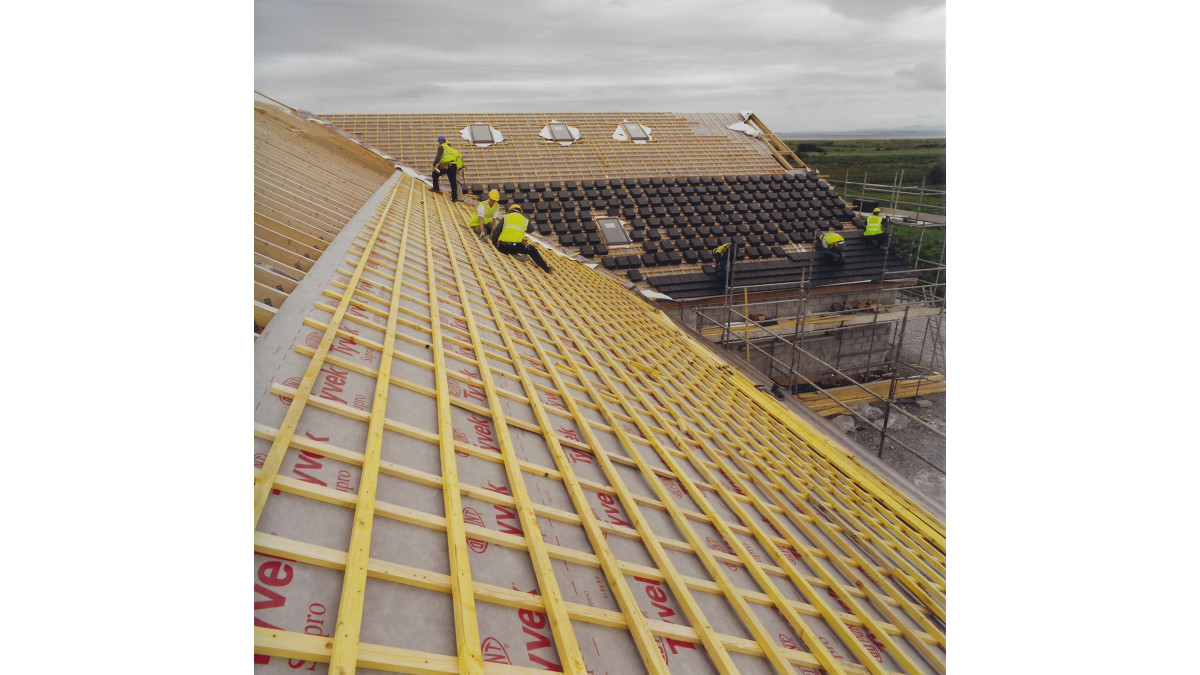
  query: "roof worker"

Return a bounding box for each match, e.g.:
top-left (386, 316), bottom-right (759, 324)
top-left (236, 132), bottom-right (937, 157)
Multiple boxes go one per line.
top-left (469, 189), bottom-right (502, 241)
top-left (490, 205), bottom-right (553, 274)
top-left (819, 225), bottom-right (846, 265)
top-left (712, 240), bottom-right (738, 288)
top-left (430, 135), bottom-right (463, 202)
top-left (863, 207), bottom-right (889, 251)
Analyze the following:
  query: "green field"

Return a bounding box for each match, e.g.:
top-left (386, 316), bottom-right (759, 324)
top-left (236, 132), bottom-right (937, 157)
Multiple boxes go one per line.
top-left (890, 224), bottom-right (945, 297)
top-left (784, 138), bottom-right (945, 185)
top-left (784, 138), bottom-right (946, 211)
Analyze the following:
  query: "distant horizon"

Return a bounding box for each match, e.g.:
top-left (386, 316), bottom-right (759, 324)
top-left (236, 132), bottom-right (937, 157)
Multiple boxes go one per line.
top-left (778, 124), bottom-right (946, 140)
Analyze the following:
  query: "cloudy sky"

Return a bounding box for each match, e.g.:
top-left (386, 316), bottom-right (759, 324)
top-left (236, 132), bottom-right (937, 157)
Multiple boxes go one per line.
top-left (255, 0), bottom-right (945, 133)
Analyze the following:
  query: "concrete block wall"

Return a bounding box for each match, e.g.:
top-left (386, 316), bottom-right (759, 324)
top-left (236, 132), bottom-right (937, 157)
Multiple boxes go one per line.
top-left (737, 323), bottom-right (894, 383)
top-left (679, 288), bottom-right (902, 332)
top-left (823, 322), bottom-right (896, 377)
top-left (675, 288), bottom-right (904, 385)
top-left (820, 289), bottom-right (897, 311)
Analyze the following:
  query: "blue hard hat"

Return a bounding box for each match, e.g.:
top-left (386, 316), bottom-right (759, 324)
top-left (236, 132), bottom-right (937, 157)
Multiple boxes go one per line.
top-left (437, 135), bottom-right (446, 142)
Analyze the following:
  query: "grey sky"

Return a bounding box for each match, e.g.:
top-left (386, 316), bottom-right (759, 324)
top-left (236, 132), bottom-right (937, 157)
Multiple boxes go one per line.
top-left (255, 0), bottom-right (944, 133)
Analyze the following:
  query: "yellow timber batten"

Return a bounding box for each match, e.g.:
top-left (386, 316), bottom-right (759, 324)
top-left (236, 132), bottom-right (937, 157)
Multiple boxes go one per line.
top-left (254, 172), bottom-right (946, 674)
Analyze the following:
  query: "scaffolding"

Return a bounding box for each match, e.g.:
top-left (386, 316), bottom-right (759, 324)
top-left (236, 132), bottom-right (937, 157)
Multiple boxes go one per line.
top-left (669, 198), bottom-right (947, 481)
top-left (837, 173), bottom-right (946, 228)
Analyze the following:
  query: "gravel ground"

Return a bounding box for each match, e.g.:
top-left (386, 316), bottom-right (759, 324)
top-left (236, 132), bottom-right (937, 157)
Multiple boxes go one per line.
top-left (831, 391), bottom-right (946, 507)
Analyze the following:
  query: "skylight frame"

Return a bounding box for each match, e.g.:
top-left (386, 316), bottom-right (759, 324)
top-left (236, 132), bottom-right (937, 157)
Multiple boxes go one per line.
top-left (622, 122), bottom-right (650, 141)
top-left (596, 217), bottom-right (632, 246)
top-left (468, 123), bottom-right (495, 144)
top-left (547, 122), bottom-right (574, 143)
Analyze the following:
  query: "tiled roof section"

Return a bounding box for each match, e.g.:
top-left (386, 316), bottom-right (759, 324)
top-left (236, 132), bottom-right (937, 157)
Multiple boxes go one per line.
top-left (318, 112), bottom-right (791, 183)
top-left (487, 170), bottom-right (911, 292)
top-left (254, 98), bottom-right (394, 336)
top-left (645, 234), bottom-right (919, 300)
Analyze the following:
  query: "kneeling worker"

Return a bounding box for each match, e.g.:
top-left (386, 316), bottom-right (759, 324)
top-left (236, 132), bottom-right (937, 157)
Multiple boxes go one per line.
top-left (820, 226), bottom-right (846, 264)
top-left (490, 205), bottom-right (553, 274)
top-left (469, 189), bottom-right (501, 240)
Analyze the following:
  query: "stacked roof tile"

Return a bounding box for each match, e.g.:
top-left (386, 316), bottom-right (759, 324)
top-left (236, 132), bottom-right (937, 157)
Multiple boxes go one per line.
top-left (494, 172), bottom-right (913, 295)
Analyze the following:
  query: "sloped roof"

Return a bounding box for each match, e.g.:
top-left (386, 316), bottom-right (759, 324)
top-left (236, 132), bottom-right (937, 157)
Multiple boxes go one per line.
top-left (498, 172), bottom-right (916, 297)
top-left (319, 112), bottom-right (792, 184)
top-left (645, 235), bottom-right (918, 300)
top-left (253, 102), bottom-right (947, 673)
top-left (254, 95), bottom-right (395, 336)
top-left (317, 110), bottom-right (910, 295)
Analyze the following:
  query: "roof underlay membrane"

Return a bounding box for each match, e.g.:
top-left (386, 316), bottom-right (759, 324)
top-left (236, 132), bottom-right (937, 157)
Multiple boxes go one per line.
top-left (254, 99), bottom-right (946, 675)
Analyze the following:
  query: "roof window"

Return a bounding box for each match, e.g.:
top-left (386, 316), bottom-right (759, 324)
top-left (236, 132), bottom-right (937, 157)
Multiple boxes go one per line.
top-left (617, 121), bottom-right (651, 142)
top-left (596, 218), bottom-right (631, 245)
top-left (540, 121), bottom-right (581, 145)
top-left (460, 123), bottom-right (504, 147)
top-left (548, 123), bottom-right (573, 142)
top-left (469, 124), bottom-right (494, 143)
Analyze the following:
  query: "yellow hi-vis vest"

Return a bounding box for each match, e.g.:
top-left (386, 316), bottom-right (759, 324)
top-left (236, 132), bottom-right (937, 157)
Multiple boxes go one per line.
top-left (822, 231), bottom-right (844, 247)
top-left (439, 142), bottom-right (463, 168)
top-left (864, 214), bottom-right (884, 236)
top-left (470, 201), bottom-right (499, 228)
top-left (714, 243), bottom-right (730, 255)
top-left (498, 212), bottom-right (529, 243)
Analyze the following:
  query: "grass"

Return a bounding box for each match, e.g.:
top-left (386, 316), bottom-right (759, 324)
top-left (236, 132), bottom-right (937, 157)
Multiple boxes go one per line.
top-left (784, 138), bottom-right (946, 210)
top-left (890, 224), bottom-right (946, 300)
top-left (785, 138), bottom-right (946, 184)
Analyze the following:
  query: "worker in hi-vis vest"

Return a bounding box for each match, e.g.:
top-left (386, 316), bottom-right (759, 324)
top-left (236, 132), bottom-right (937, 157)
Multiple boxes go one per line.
top-left (430, 135), bottom-right (463, 201)
top-left (712, 241), bottom-right (737, 288)
top-left (489, 205), bottom-right (553, 273)
top-left (469, 189), bottom-right (501, 240)
top-left (863, 207), bottom-right (889, 250)
top-left (820, 226), bottom-right (846, 264)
